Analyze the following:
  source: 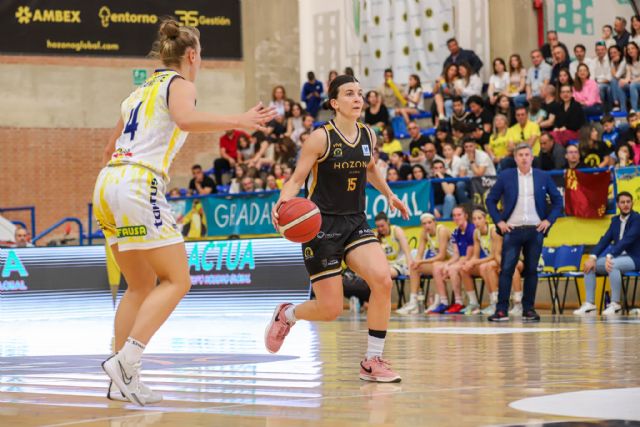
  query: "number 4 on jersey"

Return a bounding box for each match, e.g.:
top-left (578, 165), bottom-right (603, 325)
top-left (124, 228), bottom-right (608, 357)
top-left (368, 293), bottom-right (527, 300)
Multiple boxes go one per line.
top-left (123, 102), bottom-right (142, 141)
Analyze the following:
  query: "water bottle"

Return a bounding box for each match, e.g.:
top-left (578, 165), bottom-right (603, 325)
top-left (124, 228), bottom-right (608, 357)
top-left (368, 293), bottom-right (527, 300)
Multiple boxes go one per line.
top-left (417, 290), bottom-right (426, 313)
top-left (349, 296), bottom-right (359, 314)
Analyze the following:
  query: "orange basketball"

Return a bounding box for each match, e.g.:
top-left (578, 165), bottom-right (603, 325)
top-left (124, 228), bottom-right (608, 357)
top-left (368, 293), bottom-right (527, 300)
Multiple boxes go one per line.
top-left (278, 198), bottom-right (322, 243)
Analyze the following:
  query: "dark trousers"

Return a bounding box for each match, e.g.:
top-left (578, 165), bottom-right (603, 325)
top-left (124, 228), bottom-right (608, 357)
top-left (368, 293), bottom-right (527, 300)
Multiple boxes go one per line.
top-left (213, 158), bottom-right (231, 185)
top-left (497, 226), bottom-right (544, 313)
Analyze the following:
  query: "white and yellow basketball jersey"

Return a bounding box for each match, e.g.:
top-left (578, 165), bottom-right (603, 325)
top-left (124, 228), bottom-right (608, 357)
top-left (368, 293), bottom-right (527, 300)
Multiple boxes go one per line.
top-left (108, 69), bottom-right (187, 182)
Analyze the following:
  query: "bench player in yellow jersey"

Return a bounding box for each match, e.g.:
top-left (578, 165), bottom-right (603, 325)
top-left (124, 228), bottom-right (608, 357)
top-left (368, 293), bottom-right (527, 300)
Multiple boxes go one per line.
top-left (374, 212), bottom-right (413, 280)
top-left (266, 75), bottom-right (409, 383)
top-left (94, 19), bottom-right (275, 406)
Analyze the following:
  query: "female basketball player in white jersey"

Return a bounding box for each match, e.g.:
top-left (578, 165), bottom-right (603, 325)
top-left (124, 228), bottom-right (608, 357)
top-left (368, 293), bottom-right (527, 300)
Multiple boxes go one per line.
top-left (266, 75), bottom-right (409, 383)
top-left (94, 19), bottom-right (275, 406)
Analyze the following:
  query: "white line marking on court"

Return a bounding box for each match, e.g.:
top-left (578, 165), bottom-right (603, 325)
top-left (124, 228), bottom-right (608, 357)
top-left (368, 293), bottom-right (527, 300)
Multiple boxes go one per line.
top-left (388, 327), bottom-right (575, 334)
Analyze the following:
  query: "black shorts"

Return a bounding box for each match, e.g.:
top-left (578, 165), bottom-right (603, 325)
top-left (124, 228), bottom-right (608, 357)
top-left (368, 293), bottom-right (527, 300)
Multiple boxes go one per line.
top-left (302, 213), bottom-right (378, 283)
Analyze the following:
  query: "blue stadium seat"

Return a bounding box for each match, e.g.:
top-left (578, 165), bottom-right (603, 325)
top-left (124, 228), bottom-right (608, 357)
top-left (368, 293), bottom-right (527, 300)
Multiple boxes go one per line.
top-left (554, 245), bottom-right (584, 313)
top-left (409, 111), bottom-right (433, 120)
top-left (217, 185), bottom-right (230, 194)
top-left (422, 92), bottom-right (434, 99)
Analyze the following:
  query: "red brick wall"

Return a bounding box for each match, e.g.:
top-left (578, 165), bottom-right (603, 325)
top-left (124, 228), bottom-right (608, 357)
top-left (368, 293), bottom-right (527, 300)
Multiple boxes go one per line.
top-left (0, 128), bottom-right (221, 244)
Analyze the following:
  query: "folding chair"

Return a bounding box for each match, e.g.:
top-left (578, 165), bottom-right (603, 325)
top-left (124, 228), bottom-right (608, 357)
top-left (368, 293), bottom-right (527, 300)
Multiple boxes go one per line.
top-left (538, 247), bottom-right (560, 314)
top-left (622, 271), bottom-right (640, 314)
top-left (394, 275), bottom-right (409, 308)
top-left (554, 245), bottom-right (584, 314)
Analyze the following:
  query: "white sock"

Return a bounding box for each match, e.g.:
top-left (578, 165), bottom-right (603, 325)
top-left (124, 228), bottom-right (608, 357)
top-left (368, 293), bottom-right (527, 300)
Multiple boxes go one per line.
top-left (440, 296), bottom-right (449, 305)
top-left (120, 337), bottom-right (145, 364)
top-left (514, 291), bottom-right (523, 303)
top-left (466, 291), bottom-right (479, 305)
top-left (455, 295), bottom-right (463, 305)
top-left (409, 293), bottom-right (417, 303)
top-left (490, 291), bottom-right (498, 304)
top-left (284, 305), bottom-right (297, 324)
top-left (366, 335), bottom-right (385, 359)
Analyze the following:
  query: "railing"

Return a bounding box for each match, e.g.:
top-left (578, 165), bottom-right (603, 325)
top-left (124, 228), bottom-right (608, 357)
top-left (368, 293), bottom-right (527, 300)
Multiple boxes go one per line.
top-left (32, 217), bottom-right (84, 246)
top-left (0, 205), bottom-right (36, 237)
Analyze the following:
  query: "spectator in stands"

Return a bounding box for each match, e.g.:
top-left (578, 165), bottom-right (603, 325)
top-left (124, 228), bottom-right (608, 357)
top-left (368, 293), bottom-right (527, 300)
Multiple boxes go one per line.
top-left (593, 41), bottom-right (612, 111)
top-left (429, 205), bottom-right (475, 314)
top-left (291, 114), bottom-right (314, 147)
top-left (449, 95), bottom-right (470, 128)
top-left (274, 137), bottom-right (297, 167)
top-left (241, 176), bottom-right (256, 193)
top-left (301, 71), bottom-right (323, 118)
top-left (541, 30), bottom-right (569, 65)
top-left (454, 62), bottom-right (483, 105)
top-left (264, 174), bottom-right (278, 191)
top-left (245, 131), bottom-right (269, 169)
top-left (527, 49), bottom-right (552, 100)
top-left (601, 114), bottom-right (621, 149)
top-left (573, 63), bottom-right (603, 116)
top-left (451, 122), bottom-right (469, 151)
top-left (555, 67), bottom-right (574, 92)
top-left (551, 84), bottom-right (586, 145)
top-left (364, 90), bottom-right (390, 133)
top-left (467, 95), bottom-right (493, 148)
top-left (615, 144), bottom-right (636, 167)
top-left (540, 84), bottom-right (559, 131)
top-left (400, 213), bottom-right (451, 315)
top-left (434, 64), bottom-right (460, 120)
top-left (373, 147), bottom-right (389, 178)
top-left (375, 212), bottom-right (413, 280)
top-left (269, 85), bottom-right (287, 117)
top-left (569, 44), bottom-right (594, 78)
top-left (422, 142), bottom-right (445, 176)
top-left (442, 141), bottom-right (463, 178)
top-left (550, 45), bottom-right (571, 86)
top-left (431, 160), bottom-right (456, 219)
top-left (487, 114), bottom-right (510, 168)
top-left (443, 38), bottom-right (483, 74)
top-left (381, 125), bottom-right (402, 155)
top-left (236, 134), bottom-right (254, 165)
top-left (285, 102), bottom-right (304, 139)
top-left (621, 41), bottom-right (640, 112)
top-left (627, 125), bottom-right (640, 164)
top-left (460, 137), bottom-right (496, 177)
top-left (389, 151), bottom-right (412, 180)
top-left (488, 58), bottom-right (510, 106)
top-left (386, 167), bottom-right (400, 182)
top-left (631, 15), bottom-right (640, 45)
top-left (576, 191), bottom-right (639, 316)
top-left (528, 96), bottom-right (547, 125)
top-left (326, 70), bottom-right (338, 91)
top-left (608, 45), bottom-right (628, 112)
top-left (254, 177), bottom-right (265, 192)
top-left (408, 121), bottom-right (430, 161)
top-left (614, 16), bottom-right (630, 50)
top-left (565, 143), bottom-right (585, 169)
top-left (508, 106), bottom-right (542, 157)
top-left (602, 24), bottom-right (616, 49)
top-left (189, 164), bottom-right (217, 195)
top-left (537, 132), bottom-right (567, 170)
top-left (13, 226), bottom-right (33, 248)
top-left (396, 74), bottom-right (423, 125)
top-left (214, 129), bottom-right (249, 185)
top-left (434, 122), bottom-right (453, 154)
top-left (508, 54), bottom-right (527, 107)
top-left (579, 124), bottom-right (615, 168)
top-left (495, 94), bottom-right (515, 126)
top-left (378, 68), bottom-right (402, 111)
top-left (411, 164), bottom-right (427, 181)
top-left (229, 164), bottom-right (247, 194)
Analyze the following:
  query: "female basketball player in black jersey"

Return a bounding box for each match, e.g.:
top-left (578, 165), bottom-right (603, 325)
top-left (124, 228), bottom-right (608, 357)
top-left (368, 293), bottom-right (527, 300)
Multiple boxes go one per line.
top-left (265, 75), bottom-right (409, 382)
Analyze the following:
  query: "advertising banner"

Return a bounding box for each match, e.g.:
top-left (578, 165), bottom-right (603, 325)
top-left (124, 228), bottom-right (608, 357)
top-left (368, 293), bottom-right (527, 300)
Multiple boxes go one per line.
top-left (0, 0), bottom-right (242, 58)
top-left (615, 166), bottom-right (640, 213)
top-left (177, 180), bottom-right (432, 238)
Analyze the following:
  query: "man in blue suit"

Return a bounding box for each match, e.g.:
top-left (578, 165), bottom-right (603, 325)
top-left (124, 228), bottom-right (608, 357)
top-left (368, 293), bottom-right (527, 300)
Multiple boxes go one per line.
top-left (486, 143), bottom-right (563, 321)
top-left (574, 192), bottom-right (640, 316)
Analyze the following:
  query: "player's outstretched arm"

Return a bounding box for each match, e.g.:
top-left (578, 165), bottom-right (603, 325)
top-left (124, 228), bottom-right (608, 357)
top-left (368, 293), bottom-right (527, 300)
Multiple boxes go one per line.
top-left (169, 79), bottom-right (276, 133)
top-left (272, 128), bottom-right (327, 227)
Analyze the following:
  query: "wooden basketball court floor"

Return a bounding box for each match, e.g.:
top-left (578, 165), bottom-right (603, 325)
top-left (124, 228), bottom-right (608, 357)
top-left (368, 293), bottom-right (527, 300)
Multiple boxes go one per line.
top-left (1, 292), bottom-right (640, 426)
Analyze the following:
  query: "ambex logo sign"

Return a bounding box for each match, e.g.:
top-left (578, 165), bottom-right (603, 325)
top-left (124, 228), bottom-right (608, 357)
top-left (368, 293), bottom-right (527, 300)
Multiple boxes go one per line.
top-left (15, 6), bottom-right (82, 24)
top-left (1, 249), bottom-right (28, 291)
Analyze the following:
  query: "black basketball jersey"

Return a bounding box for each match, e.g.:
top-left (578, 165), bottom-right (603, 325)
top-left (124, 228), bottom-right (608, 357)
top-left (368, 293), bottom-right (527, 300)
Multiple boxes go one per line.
top-left (305, 120), bottom-right (373, 215)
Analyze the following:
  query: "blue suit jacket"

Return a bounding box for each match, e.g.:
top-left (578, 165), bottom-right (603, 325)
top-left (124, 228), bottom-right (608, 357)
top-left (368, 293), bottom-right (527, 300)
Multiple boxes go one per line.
top-left (486, 168), bottom-right (563, 231)
top-left (592, 211), bottom-right (640, 269)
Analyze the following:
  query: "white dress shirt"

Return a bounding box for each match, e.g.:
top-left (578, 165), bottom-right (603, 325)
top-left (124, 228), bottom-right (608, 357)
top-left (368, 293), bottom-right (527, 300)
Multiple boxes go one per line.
top-left (507, 168), bottom-right (541, 226)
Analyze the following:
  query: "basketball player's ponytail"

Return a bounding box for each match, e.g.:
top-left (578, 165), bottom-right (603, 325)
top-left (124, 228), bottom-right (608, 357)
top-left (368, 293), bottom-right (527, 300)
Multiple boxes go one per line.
top-left (323, 74), bottom-right (359, 111)
top-left (149, 17), bottom-right (200, 67)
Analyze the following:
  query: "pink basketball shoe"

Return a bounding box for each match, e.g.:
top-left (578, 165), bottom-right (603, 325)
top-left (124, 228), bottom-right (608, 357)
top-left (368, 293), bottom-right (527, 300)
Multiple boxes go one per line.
top-left (359, 356), bottom-right (402, 383)
top-left (264, 303), bottom-right (294, 354)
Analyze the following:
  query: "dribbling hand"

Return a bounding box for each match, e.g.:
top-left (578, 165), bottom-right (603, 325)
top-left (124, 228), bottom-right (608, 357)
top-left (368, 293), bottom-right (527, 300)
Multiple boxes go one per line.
top-left (388, 194), bottom-right (410, 220)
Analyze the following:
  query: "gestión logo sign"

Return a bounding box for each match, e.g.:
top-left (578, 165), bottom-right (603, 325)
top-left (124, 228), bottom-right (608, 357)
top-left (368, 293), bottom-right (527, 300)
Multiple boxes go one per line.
top-left (97, 6), bottom-right (232, 28)
top-left (15, 6), bottom-right (81, 24)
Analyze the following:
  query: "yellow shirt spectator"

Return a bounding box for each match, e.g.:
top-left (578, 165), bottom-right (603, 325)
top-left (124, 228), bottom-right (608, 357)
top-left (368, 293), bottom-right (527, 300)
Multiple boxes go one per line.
top-left (507, 120), bottom-right (541, 155)
top-left (488, 131), bottom-right (510, 159)
top-left (381, 139), bottom-right (403, 155)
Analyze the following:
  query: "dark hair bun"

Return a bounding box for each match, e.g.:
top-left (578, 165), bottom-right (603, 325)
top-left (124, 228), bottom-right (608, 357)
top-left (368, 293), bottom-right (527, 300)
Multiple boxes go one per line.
top-left (160, 19), bottom-right (180, 39)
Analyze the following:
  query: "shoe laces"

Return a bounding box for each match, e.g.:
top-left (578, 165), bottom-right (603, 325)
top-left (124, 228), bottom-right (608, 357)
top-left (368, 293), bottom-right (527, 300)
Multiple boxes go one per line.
top-left (371, 356), bottom-right (392, 369)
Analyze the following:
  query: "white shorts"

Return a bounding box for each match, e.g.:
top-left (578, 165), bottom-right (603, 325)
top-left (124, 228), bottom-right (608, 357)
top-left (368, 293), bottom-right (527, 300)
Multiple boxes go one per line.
top-left (92, 165), bottom-right (183, 251)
